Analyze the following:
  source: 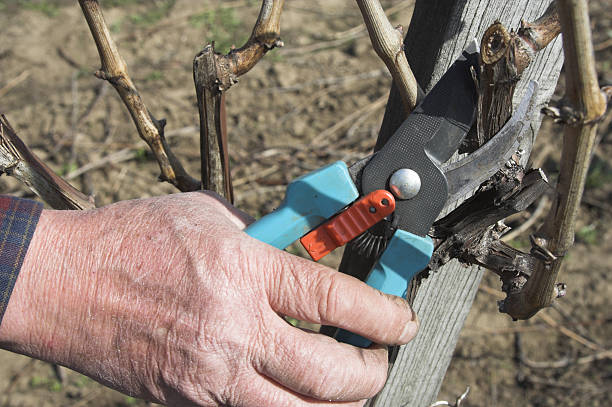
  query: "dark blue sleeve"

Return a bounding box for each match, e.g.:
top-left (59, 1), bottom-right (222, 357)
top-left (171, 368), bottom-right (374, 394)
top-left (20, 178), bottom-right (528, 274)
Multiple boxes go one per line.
top-left (0, 196), bottom-right (43, 326)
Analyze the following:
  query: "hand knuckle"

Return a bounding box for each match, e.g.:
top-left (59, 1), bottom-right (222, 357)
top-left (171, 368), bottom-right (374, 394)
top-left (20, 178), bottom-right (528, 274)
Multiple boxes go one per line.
top-left (315, 274), bottom-right (345, 324)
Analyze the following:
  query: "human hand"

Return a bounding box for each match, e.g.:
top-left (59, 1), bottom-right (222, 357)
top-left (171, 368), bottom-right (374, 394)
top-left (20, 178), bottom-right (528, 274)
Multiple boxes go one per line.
top-left (0, 192), bottom-right (418, 406)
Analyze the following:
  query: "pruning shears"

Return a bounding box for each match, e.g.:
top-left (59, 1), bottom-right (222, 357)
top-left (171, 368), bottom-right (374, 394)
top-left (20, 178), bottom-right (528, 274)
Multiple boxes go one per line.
top-left (245, 40), bottom-right (539, 347)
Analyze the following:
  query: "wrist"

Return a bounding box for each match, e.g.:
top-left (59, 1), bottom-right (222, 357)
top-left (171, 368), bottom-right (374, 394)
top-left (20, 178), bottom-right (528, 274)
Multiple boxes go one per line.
top-left (0, 201), bottom-right (180, 402)
top-left (0, 209), bottom-right (97, 364)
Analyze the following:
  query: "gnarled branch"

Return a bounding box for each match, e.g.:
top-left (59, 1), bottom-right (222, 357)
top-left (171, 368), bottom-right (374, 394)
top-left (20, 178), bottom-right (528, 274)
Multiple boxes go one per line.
top-left (501, 0), bottom-right (608, 319)
top-left (429, 165), bottom-right (549, 295)
top-left (78, 0), bottom-right (199, 192)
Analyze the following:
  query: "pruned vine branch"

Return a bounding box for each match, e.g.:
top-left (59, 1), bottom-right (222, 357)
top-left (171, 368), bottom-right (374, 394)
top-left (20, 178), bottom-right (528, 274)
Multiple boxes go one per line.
top-left (500, 0), bottom-right (608, 319)
top-left (78, 0), bottom-right (200, 192)
top-left (194, 0), bottom-right (285, 201)
top-left (0, 115), bottom-right (94, 211)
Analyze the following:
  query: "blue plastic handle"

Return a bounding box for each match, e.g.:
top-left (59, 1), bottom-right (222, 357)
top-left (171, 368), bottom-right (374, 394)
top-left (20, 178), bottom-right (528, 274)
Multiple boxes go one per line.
top-left (334, 229), bottom-right (434, 348)
top-left (245, 161), bottom-right (433, 349)
top-left (245, 161), bottom-right (359, 249)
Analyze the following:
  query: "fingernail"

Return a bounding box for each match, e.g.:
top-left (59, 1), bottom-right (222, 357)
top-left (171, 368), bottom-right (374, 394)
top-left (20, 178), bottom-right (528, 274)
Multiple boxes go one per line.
top-left (399, 313), bottom-right (419, 343)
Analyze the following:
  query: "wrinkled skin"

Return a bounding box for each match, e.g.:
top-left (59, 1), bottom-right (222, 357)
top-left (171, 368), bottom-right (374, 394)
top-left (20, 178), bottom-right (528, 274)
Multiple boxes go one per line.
top-left (0, 192), bottom-right (419, 406)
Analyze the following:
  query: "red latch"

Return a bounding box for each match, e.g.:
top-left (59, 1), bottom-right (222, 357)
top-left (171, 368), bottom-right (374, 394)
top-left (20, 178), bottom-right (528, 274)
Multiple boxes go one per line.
top-left (300, 190), bottom-right (396, 261)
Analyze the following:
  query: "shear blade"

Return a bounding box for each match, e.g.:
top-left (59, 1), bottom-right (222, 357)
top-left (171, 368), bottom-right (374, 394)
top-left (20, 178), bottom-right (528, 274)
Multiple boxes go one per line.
top-left (444, 80), bottom-right (539, 202)
top-left (422, 40), bottom-right (480, 164)
top-left (360, 39), bottom-right (480, 236)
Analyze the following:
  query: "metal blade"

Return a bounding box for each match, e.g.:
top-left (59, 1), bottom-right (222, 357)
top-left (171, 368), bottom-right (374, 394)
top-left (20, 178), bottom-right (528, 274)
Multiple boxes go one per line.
top-left (423, 39), bottom-right (480, 165)
top-left (444, 80), bottom-right (539, 202)
top-left (360, 40), bottom-right (480, 236)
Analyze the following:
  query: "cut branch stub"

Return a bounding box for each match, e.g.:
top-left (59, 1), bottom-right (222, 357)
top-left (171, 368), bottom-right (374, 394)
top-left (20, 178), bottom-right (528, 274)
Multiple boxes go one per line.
top-left (79, 0), bottom-right (199, 192)
top-left (194, 0), bottom-right (285, 201)
top-left (415, 3), bottom-right (562, 313)
top-left (0, 115), bottom-right (94, 210)
top-left (474, 3), bottom-right (561, 150)
top-left (194, 45), bottom-right (233, 202)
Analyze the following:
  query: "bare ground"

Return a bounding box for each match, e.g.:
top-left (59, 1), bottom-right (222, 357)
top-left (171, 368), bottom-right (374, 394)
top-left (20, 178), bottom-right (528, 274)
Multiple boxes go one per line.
top-left (0, 1), bottom-right (610, 406)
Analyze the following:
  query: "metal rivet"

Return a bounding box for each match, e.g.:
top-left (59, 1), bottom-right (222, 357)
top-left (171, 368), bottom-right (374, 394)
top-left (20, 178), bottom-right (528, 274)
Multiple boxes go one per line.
top-left (389, 169), bottom-right (421, 200)
top-left (369, 206), bottom-right (377, 213)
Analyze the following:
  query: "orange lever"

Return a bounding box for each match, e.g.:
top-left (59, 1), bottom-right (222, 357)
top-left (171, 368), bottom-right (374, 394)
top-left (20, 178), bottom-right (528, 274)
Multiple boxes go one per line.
top-left (300, 190), bottom-right (396, 261)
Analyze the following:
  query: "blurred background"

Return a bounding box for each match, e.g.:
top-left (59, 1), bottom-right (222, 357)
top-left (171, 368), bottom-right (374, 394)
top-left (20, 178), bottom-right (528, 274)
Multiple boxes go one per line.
top-left (0, 0), bottom-right (610, 405)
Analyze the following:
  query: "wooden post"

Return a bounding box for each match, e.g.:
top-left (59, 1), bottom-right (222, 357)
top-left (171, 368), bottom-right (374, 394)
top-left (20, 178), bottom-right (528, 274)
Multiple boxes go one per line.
top-left (366, 1), bottom-right (564, 405)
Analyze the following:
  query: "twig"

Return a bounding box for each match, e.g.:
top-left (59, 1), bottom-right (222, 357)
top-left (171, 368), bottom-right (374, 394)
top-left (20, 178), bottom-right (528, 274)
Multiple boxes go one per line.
top-left (551, 301), bottom-right (597, 343)
top-left (593, 37), bottom-right (612, 52)
top-left (581, 196), bottom-right (612, 213)
top-left (52, 363), bottom-right (67, 383)
top-left (233, 165), bottom-right (280, 187)
top-left (501, 0), bottom-right (608, 320)
top-left (0, 114), bottom-right (94, 210)
top-left (463, 317), bottom-right (610, 336)
top-left (537, 311), bottom-right (606, 353)
top-left (56, 47), bottom-right (86, 71)
top-left (70, 72), bottom-right (80, 164)
top-left (345, 105), bottom-right (380, 139)
top-left (65, 148), bottom-right (135, 180)
top-left (194, 0), bottom-right (285, 201)
top-left (110, 166), bottom-right (129, 197)
top-left (355, 0), bottom-right (418, 113)
top-left (520, 349), bottom-right (612, 369)
top-left (77, 81), bottom-right (109, 125)
top-left (280, 32), bottom-right (366, 57)
top-left (0, 70), bottom-right (31, 98)
top-left (125, 0), bottom-right (253, 40)
top-left (279, 1), bottom-right (414, 57)
top-left (69, 387), bottom-right (104, 407)
top-left (78, 0), bottom-right (199, 192)
top-left (1, 358), bottom-right (36, 405)
top-left (276, 70), bottom-right (387, 131)
top-left (521, 374), bottom-right (591, 390)
top-left (234, 184), bottom-right (286, 201)
top-left (264, 68), bottom-right (388, 93)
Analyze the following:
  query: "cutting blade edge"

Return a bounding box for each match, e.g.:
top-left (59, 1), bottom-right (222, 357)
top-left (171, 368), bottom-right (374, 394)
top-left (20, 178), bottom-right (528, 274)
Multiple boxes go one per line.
top-left (444, 80), bottom-right (540, 202)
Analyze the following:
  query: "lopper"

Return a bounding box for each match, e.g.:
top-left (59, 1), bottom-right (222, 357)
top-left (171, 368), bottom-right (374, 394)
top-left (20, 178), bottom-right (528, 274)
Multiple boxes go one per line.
top-left (245, 40), bottom-right (539, 347)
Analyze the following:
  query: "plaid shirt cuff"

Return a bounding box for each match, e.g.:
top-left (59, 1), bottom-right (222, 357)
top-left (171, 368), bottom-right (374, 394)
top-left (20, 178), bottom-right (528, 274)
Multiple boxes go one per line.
top-left (0, 196), bottom-right (43, 327)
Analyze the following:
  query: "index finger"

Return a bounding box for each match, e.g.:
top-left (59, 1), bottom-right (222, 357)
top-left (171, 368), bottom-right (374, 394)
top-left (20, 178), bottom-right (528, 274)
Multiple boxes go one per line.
top-left (265, 249), bottom-right (419, 345)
